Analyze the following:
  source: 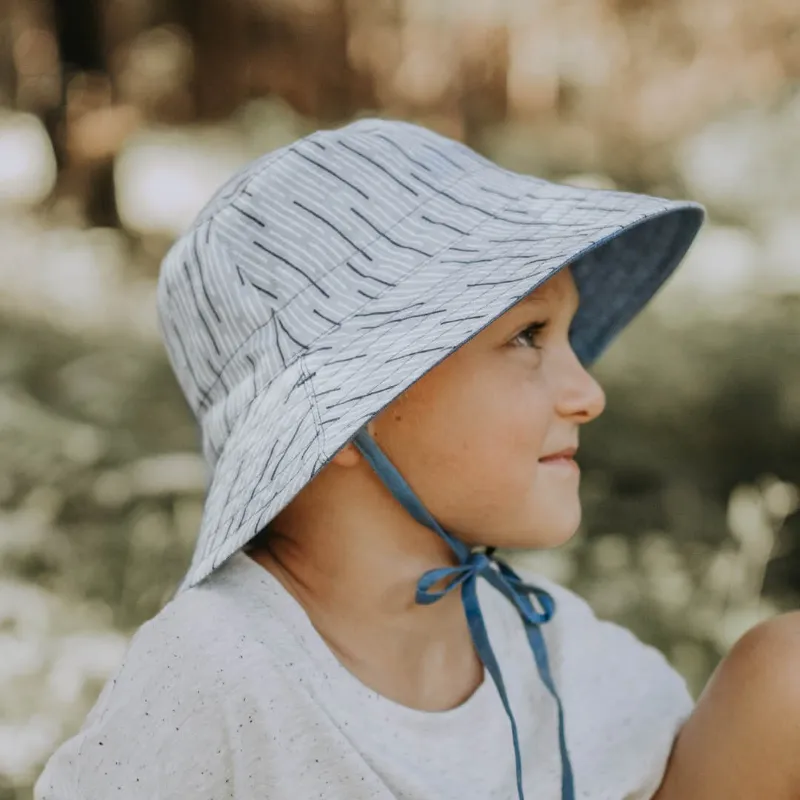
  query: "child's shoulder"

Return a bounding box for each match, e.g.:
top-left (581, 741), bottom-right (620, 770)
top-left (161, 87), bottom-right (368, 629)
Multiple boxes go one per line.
top-left (509, 567), bottom-right (608, 635)
top-left (510, 566), bottom-right (694, 796)
top-left (512, 566), bottom-right (689, 694)
top-left (34, 568), bottom-right (288, 799)
top-left (77, 553), bottom-right (286, 723)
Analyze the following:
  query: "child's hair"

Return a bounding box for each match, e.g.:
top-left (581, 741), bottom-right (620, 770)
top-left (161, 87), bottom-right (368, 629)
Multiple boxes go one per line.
top-left (243, 525), bottom-right (271, 554)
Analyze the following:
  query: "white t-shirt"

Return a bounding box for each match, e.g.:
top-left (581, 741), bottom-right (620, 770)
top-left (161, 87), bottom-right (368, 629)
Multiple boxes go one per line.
top-left (36, 551), bottom-right (692, 799)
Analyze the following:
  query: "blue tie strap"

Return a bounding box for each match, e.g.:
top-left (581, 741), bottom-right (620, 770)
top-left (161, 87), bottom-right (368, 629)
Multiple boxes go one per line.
top-left (353, 430), bottom-right (575, 800)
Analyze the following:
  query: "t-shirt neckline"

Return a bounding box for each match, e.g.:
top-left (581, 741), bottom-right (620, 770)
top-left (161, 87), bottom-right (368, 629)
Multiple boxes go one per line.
top-left (227, 550), bottom-right (497, 728)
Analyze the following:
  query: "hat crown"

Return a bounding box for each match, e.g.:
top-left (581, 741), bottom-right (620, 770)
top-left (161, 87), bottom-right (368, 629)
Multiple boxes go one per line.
top-left (156, 119), bottom-right (493, 463)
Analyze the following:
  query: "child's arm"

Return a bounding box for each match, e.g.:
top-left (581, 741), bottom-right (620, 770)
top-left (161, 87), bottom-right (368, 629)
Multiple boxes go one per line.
top-left (653, 612), bottom-right (800, 800)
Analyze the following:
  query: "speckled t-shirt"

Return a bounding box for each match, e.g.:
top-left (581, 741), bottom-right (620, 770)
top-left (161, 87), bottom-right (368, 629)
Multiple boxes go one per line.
top-left (36, 551), bottom-right (692, 799)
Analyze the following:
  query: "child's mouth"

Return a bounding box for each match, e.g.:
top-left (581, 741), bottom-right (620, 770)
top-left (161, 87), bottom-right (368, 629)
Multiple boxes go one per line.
top-left (538, 448), bottom-right (579, 472)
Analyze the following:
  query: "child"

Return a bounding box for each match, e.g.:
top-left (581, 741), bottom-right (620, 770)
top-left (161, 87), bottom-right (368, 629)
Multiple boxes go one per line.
top-left (36, 119), bottom-right (800, 799)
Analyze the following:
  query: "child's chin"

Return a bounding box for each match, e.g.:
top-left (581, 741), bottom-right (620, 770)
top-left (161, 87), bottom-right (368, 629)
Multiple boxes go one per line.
top-left (488, 520), bottom-right (581, 552)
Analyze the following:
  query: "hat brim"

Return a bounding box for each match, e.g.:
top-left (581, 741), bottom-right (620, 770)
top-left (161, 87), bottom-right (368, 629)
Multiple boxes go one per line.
top-left (178, 186), bottom-right (703, 593)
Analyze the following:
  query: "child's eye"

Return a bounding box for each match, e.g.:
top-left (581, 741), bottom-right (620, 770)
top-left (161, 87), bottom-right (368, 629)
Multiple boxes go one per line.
top-left (512, 321), bottom-right (547, 349)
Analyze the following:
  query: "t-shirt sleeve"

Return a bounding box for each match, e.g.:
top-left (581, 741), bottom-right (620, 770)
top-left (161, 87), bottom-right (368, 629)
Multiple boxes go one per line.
top-left (529, 573), bottom-right (694, 799)
top-left (34, 614), bottom-right (243, 800)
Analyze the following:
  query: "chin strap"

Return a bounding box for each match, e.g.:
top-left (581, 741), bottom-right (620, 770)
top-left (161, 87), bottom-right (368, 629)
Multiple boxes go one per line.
top-left (353, 430), bottom-right (575, 800)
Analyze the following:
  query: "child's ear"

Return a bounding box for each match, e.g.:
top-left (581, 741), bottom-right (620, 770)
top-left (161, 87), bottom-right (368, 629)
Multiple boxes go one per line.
top-left (331, 442), bottom-right (362, 468)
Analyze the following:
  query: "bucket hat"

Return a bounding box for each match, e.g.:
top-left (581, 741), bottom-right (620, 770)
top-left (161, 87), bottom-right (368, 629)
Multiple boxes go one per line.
top-left (157, 117), bottom-right (704, 799)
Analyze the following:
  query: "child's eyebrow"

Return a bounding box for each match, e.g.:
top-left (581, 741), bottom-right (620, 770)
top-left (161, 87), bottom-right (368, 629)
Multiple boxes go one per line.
top-left (516, 292), bottom-right (552, 311)
top-left (516, 292), bottom-right (546, 307)
top-left (515, 289), bottom-right (580, 318)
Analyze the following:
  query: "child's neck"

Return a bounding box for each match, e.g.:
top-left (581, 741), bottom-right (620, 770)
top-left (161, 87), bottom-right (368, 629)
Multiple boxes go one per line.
top-left (248, 521), bottom-right (484, 712)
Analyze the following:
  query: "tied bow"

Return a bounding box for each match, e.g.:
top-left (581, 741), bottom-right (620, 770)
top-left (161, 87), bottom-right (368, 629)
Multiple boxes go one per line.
top-left (353, 431), bottom-right (575, 800)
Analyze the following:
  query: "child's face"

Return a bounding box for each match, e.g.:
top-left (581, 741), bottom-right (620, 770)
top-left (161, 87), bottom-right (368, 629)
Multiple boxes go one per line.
top-left (369, 267), bottom-right (606, 551)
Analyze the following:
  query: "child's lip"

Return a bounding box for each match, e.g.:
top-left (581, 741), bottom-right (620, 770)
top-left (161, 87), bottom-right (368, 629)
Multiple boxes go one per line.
top-left (539, 446), bottom-right (577, 462)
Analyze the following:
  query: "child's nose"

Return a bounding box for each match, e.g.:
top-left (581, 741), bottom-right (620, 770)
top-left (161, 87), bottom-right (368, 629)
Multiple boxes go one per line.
top-left (556, 350), bottom-right (607, 423)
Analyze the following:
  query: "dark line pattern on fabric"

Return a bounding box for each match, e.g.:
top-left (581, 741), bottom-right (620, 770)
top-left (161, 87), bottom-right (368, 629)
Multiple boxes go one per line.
top-left (487, 236), bottom-right (571, 245)
top-left (314, 386), bottom-right (340, 398)
top-left (183, 261), bottom-right (222, 356)
top-left (411, 173), bottom-right (609, 229)
top-left (193, 239), bottom-right (223, 323)
top-left (217, 458), bottom-right (245, 548)
top-left (440, 314), bottom-right (485, 325)
top-left (231, 203), bottom-right (266, 227)
top-left (270, 413), bottom-right (308, 480)
top-left (245, 354), bottom-right (258, 399)
top-left (422, 143), bottom-right (465, 171)
top-left (237, 264), bottom-right (278, 299)
top-left (350, 208), bottom-right (433, 257)
top-left (338, 140), bottom-right (420, 196)
top-left (346, 261), bottom-right (396, 287)
top-left (292, 148), bottom-right (370, 200)
top-left (480, 185), bottom-right (518, 201)
top-left (313, 308), bottom-right (340, 326)
top-left (253, 240), bottom-right (331, 297)
top-left (324, 382), bottom-right (404, 410)
top-left (421, 214), bottom-right (470, 235)
top-left (300, 436), bottom-right (317, 462)
top-left (439, 253), bottom-right (548, 265)
top-left (273, 312), bottom-right (286, 368)
top-left (237, 439), bottom-right (279, 527)
top-left (373, 133), bottom-right (433, 172)
top-left (277, 317), bottom-right (308, 350)
top-left (354, 302), bottom-right (425, 318)
top-left (385, 345), bottom-right (452, 363)
top-left (293, 200), bottom-right (374, 262)
top-left (325, 353), bottom-right (367, 366)
top-left (164, 314), bottom-right (204, 410)
top-left (466, 274), bottom-right (549, 288)
top-left (358, 309), bottom-right (447, 330)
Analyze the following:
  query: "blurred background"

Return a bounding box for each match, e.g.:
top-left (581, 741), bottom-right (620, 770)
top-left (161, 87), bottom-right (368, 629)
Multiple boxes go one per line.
top-left (0, 0), bottom-right (798, 795)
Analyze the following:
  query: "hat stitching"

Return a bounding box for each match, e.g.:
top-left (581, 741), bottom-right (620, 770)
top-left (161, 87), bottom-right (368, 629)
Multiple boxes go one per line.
top-left (299, 355), bottom-right (325, 472)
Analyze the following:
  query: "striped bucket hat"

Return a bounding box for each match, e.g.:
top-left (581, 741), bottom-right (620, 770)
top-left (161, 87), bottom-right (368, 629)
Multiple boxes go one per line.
top-left (157, 117), bottom-right (704, 593)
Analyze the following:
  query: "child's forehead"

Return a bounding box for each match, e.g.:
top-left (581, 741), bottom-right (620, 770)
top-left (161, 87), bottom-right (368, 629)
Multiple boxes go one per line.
top-left (513, 268), bottom-right (578, 311)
